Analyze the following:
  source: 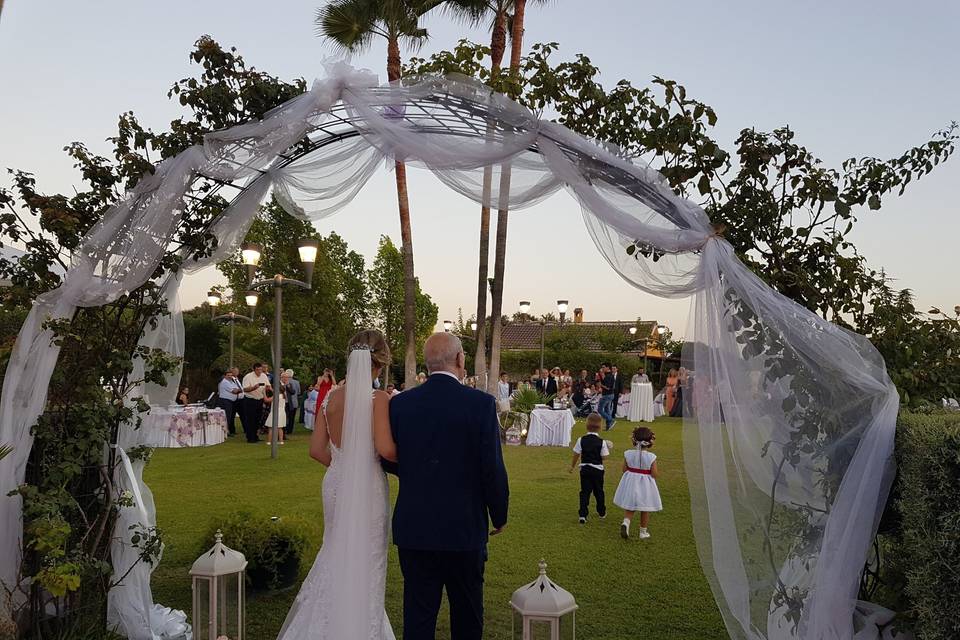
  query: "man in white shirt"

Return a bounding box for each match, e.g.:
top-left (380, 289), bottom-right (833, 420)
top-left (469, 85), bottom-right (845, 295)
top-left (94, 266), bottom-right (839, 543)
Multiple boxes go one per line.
top-left (497, 372), bottom-right (511, 412)
top-left (217, 367), bottom-right (243, 436)
top-left (240, 362), bottom-right (271, 443)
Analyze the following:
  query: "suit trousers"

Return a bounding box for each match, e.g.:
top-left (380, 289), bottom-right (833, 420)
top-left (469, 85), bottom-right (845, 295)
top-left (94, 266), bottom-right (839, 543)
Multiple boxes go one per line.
top-left (284, 406), bottom-right (297, 435)
top-left (578, 466), bottom-right (606, 518)
top-left (398, 548), bottom-right (485, 640)
top-left (240, 398), bottom-right (261, 442)
top-left (217, 398), bottom-right (236, 435)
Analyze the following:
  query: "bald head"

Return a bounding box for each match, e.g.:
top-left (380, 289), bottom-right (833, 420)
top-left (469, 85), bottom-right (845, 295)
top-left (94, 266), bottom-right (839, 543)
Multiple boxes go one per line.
top-left (424, 332), bottom-right (466, 378)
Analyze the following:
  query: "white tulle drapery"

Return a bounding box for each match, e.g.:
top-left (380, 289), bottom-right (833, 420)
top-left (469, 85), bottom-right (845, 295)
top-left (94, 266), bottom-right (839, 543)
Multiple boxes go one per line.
top-left (0, 62), bottom-right (899, 640)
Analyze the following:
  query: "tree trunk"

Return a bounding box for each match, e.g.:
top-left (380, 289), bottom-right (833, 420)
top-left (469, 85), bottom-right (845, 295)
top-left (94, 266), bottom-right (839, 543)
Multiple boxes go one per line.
top-left (473, 10), bottom-right (509, 392)
top-left (486, 2), bottom-right (526, 393)
top-left (387, 38), bottom-right (420, 387)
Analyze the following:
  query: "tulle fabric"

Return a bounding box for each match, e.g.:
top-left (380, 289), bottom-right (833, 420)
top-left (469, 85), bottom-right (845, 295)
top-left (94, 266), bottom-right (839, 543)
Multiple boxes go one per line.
top-left (0, 62), bottom-right (899, 640)
top-left (276, 348), bottom-right (394, 640)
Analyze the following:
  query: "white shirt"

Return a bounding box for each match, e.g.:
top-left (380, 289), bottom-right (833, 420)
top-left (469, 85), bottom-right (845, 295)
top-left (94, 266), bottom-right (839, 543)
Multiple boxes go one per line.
top-left (498, 380), bottom-right (511, 401)
top-left (218, 376), bottom-right (242, 401)
top-left (430, 371), bottom-right (461, 383)
top-left (573, 432), bottom-right (610, 470)
top-left (242, 371), bottom-right (270, 400)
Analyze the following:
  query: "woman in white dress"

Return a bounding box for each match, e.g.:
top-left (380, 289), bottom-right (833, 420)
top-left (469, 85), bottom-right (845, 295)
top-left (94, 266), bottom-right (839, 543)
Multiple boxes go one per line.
top-left (277, 329), bottom-right (398, 640)
top-left (613, 425), bottom-right (662, 540)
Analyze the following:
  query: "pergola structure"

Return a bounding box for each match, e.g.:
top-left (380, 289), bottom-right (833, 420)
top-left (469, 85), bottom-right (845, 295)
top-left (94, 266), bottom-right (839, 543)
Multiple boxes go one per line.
top-left (0, 64), bottom-right (899, 640)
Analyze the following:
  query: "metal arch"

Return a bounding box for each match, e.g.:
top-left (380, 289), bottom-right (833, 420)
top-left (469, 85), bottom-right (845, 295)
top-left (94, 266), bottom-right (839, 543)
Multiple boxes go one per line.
top-left (183, 83), bottom-right (694, 233)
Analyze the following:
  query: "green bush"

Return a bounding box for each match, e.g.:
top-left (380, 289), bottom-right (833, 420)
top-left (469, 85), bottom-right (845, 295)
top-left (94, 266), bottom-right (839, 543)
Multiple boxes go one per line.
top-left (885, 410), bottom-right (960, 639)
top-left (499, 349), bottom-right (649, 379)
top-left (199, 512), bottom-right (308, 593)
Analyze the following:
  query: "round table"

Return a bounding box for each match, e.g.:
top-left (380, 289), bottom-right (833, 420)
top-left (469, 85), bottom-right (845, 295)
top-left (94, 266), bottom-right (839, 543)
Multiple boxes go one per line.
top-left (526, 408), bottom-right (575, 447)
top-left (628, 382), bottom-right (655, 422)
top-left (140, 406), bottom-right (227, 448)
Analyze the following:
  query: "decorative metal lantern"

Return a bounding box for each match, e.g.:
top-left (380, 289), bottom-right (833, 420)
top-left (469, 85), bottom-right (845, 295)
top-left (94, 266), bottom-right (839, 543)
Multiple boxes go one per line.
top-left (510, 559), bottom-right (577, 640)
top-left (190, 530), bottom-right (247, 640)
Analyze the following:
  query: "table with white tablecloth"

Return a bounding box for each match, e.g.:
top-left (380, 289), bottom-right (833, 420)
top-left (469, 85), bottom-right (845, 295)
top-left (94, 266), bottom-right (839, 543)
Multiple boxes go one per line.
top-left (526, 407), bottom-right (575, 447)
top-left (140, 406), bottom-right (228, 448)
top-left (628, 382), bottom-right (655, 422)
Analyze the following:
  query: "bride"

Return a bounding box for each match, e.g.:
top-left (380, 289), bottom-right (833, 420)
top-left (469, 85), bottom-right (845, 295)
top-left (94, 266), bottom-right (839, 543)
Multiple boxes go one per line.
top-left (277, 329), bottom-right (398, 639)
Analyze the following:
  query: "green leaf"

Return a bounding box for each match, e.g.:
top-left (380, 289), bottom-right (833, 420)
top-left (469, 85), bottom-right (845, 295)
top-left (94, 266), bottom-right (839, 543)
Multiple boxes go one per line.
top-left (867, 194), bottom-right (881, 210)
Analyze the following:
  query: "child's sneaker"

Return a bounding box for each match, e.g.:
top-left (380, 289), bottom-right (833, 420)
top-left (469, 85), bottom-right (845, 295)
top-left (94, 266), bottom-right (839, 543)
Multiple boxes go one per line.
top-left (599, 513), bottom-right (606, 520)
top-left (620, 522), bottom-right (630, 539)
top-left (578, 517), bottom-right (586, 524)
top-left (637, 527), bottom-right (651, 539)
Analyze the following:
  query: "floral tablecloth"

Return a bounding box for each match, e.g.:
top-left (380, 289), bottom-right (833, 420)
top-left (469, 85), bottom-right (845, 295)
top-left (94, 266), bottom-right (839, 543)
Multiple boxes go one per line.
top-left (141, 406), bottom-right (227, 448)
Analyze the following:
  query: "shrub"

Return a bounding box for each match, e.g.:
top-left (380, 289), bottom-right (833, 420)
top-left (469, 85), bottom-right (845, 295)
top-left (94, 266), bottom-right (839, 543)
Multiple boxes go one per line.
top-left (884, 410), bottom-right (960, 639)
top-left (199, 512), bottom-right (308, 593)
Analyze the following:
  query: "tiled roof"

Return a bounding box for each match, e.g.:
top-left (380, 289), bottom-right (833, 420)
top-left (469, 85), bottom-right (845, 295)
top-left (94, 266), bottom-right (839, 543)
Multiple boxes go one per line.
top-left (500, 321), bottom-right (660, 353)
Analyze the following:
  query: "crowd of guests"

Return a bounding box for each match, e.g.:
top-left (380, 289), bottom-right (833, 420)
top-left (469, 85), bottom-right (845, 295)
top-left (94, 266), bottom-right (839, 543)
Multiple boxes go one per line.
top-left (205, 360), bottom-right (693, 444)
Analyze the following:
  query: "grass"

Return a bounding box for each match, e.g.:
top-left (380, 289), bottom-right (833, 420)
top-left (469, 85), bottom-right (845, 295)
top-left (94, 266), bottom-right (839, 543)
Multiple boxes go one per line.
top-left (145, 416), bottom-right (726, 639)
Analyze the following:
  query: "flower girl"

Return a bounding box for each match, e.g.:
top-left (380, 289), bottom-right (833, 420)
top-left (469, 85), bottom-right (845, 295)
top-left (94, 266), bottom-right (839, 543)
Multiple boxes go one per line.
top-left (613, 426), bottom-right (662, 539)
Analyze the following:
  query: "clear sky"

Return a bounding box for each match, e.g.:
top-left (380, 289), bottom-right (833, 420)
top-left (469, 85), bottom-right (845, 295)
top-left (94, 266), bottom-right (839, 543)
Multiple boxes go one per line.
top-left (1, 0), bottom-right (957, 337)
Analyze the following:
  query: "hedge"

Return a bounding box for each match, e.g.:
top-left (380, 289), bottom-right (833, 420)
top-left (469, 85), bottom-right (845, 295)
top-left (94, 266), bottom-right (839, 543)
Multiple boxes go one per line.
top-left (887, 410), bottom-right (960, 639)
top-left (498, 349), bottom-right (666, 381)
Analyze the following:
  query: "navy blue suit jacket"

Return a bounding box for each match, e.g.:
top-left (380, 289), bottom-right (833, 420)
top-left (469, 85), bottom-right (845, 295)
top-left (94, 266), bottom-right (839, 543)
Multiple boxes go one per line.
top-left (387, 374), bottom-right (509, 551)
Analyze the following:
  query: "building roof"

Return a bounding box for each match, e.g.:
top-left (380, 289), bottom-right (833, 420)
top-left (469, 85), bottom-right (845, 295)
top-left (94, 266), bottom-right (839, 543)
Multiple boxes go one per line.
top-left (500, 320), bottom-right (661, 354)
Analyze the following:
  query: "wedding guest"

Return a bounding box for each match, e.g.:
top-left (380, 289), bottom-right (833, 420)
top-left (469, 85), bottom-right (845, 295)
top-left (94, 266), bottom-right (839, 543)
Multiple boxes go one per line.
top-left (281, 369), bottom-right (300, 436)
top-left (561, 369), bottom-right (573, 387)
top-left (303, 382), bottom-right (319, 431)
top-left (263, 385), bottom-right (286, 445)
top-left (241, 362), bottom-right (271, 443)
top-left (537, 368), bottom-right (558, 396)
top-left (176, 386), bottom-right (189, 405)
top-left (217, 368), bottom-right (243, 436)
top-left (614, 426), bottom-right (662, 539)
top-left (416, 372), bottom-right (427, 385)
top-left (631, 368), bottom-right (650, 384)
top-left (670, 367), bottom-right (689, 418)
top-left (497, 373), bottom-right (511, 411)
top-left (610, 365), bottom-right (623, 414)
top-left (598, 364), bottom-right (616, 430)
top-left (569, 413), bottom-right (610, 524)
top-left (386, 384), bottom-right (400, 397)
top-left (665, 368), bottom-right (679, 415)
top-left (314, 368), bottom-right (336, 414)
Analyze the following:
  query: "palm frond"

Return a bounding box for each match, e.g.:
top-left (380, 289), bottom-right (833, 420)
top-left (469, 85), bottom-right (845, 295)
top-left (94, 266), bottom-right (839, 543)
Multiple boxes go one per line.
top-left (439, 0), bottom-right (492, 27)
top-left (315, 0), bottom-right (383, 53)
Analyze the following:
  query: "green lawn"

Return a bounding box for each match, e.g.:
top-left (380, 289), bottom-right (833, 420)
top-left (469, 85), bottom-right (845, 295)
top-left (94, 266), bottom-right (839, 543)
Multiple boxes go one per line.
top-left (145, 416), bottom-right (726, 639)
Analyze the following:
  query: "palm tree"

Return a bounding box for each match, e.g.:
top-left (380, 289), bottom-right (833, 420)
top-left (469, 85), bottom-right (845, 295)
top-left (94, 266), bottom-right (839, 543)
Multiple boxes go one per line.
top-left (443, 1), bottom-right (512, 392)
top-left (317, 0), bottom-right (441, 387)
top-left (486, 0), bottom-right (529, 393)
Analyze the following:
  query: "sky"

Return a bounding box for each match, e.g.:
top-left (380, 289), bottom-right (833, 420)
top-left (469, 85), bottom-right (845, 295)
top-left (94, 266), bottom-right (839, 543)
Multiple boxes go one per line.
top-left (1, 0), bottom-right (957, 338)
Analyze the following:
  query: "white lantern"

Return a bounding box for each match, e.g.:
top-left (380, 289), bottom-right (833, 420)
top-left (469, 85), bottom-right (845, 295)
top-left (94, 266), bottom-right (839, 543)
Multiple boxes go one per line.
top-left (190, 530), bottom-right (247, 640)
top-left (510, 559), bottom-right (577, 640)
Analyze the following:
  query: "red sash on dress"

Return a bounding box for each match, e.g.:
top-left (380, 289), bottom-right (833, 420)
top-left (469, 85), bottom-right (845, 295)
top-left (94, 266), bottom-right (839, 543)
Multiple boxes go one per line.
top-left (625, 466), bottom-right (651, 475)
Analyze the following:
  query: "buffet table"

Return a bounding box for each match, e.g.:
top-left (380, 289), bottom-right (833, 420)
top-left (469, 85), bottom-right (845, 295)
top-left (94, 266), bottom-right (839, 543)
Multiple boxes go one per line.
top-left (526, 407), bottom-right (575, 447)
top-left (628, 382), bottom-right (655, 422)
top-left (140, 406), bottom-right (228, 448)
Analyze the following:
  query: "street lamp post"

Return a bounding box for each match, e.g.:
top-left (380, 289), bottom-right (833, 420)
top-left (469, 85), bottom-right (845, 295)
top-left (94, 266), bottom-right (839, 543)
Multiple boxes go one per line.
top-left (213, 311), bottom-right (254, 369)
top-left (242, 239), bottom-right (318, 460)
top-left (518, 300), bottom-right (568, 374)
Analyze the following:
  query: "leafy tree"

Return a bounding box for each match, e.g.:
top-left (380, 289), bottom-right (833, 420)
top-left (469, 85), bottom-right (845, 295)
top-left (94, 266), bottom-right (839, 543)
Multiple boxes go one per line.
top-left (367, 235), bottom-right (438, 384)
top-left (406, 40), bottom-right (957, 404)
top-left (216, 199), bottom-right (369, 382)
top-left (0, 37), bottom-right (306, 631)
top-left (317, 0), bottom-right (444, 386)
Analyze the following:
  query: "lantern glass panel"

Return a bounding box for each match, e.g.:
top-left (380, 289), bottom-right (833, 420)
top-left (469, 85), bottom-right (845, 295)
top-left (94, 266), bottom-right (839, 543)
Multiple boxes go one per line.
top-left (512, 609), bottom-right (523, 640)
top-left (528, 618), bottom-right (554, 640)
top-left (559, 611), bottom-right (575, 640)
top-left (193, 576), bottom-right (211, 640)
top-left (217, 573), bottom-right (241, 640)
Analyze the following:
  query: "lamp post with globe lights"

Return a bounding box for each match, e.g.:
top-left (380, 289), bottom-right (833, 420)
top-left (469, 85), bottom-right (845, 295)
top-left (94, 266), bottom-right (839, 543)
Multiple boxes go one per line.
top-left (519, 300), bottom-right (569, 374)
top-left (240, 238), bottom-right (318, 460)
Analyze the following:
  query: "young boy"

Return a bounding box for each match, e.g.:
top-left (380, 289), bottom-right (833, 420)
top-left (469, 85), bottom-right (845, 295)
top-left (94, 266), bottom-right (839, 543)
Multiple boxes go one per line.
top-left (569, 413), bottom-right (611, 523)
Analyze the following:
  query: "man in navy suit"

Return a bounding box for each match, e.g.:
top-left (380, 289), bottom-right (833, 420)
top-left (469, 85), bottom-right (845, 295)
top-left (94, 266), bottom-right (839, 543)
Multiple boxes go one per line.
top-left (386, 332), bottom-right (510, 640)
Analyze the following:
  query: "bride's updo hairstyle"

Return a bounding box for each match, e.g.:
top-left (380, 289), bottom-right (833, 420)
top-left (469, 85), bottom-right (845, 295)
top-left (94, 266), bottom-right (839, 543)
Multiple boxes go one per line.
top-left (347, 329), bottom-right (391, 370)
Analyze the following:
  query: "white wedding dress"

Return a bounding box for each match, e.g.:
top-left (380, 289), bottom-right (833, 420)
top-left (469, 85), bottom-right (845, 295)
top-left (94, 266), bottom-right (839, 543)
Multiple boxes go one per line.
top-left (277, 349), bottom-right (395, 639)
